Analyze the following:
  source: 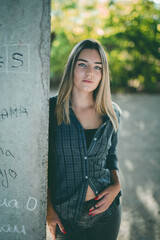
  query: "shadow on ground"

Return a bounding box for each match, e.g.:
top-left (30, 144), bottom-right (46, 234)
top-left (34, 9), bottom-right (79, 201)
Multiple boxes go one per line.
top-left (115, 93), bottom-right (160, 240)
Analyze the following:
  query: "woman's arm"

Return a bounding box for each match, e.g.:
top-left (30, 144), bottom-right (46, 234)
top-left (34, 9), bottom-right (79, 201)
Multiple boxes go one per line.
top-left (48, 98), bottom-right (66, 238)
top-left (47, 189), bottom-right (66, 239)
top-left (110, 169), bottom-right (121, 192)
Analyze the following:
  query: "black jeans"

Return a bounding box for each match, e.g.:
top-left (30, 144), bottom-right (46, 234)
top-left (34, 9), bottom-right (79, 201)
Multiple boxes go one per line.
top-left (56, 197), bottom-right (121, 240)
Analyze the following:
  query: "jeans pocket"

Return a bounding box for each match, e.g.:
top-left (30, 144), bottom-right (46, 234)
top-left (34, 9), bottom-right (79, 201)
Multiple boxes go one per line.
top-left (103, 206), bottom-right (112, 216)
top-left (113, 196), bottom-right (120, 206)
top-left (103, 197), bottom-right (120, 216)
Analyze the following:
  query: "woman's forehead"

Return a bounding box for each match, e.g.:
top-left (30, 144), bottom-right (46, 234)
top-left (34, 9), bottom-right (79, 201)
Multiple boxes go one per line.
top-left (78, 49), bottom-right (102, 63)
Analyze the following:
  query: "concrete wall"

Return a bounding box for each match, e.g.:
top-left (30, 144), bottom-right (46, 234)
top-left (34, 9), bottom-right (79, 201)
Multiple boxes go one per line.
top-left (0, 0), bottom-right (50, 239)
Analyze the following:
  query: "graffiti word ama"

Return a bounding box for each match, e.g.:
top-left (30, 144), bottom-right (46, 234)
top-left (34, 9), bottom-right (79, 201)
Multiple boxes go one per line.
top-left (0, 106), bottom-right (28, 122)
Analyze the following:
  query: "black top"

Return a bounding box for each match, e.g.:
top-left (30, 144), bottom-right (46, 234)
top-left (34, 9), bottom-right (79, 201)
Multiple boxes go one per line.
top-left (84, 128), bottom-right (98, 149)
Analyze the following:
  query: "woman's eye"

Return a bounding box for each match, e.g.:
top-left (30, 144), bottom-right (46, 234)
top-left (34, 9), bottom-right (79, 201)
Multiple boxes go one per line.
top-left (78, 63), bottom-right (86, 68)
top-left (95, 66), bottom-right (102, 70)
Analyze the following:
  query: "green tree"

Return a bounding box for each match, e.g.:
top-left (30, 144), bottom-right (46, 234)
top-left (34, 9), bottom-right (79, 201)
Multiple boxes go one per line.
top-left (51, 0), bottom-right (160, 92)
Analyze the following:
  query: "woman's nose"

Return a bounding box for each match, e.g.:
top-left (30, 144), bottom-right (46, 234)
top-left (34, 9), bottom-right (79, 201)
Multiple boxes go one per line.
top-left (85, 66), bottom-right (93, 77)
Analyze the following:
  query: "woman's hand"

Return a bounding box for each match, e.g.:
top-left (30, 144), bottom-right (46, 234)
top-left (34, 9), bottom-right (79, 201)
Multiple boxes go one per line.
top-left (47, 207), bottom-right (66, 240)
top-left (89, 170), bottom-right (121, 216)
top-left (88, 184), bottom-right (120, 215)
top-left (47, 189), bottom-right (66, 239)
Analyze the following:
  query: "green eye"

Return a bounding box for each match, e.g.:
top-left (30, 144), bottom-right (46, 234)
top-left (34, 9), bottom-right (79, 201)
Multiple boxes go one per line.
top-left (78, 63), bottom-right (86, 67)
top-left (95, 66), bottom-right (102, 70)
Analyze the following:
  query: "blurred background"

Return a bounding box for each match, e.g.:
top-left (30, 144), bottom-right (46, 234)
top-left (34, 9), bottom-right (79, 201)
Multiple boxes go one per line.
top-left (48, 0), bottom-right (160, 239)
top-left (50, 0), bottom-right (160, 93)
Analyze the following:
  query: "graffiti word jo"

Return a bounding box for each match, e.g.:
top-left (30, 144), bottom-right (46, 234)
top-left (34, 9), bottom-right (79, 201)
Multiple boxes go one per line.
top-left (0, 168), bottom-right (17, 188)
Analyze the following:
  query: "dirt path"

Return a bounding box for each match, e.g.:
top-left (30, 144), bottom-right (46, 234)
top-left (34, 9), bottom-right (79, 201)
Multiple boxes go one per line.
top-left (47, 92), bottom-right (160, 240)
top-left (114, 93), bottom-right (160, 240)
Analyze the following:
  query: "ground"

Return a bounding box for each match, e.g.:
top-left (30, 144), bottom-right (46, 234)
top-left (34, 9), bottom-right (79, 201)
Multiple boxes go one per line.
top-left (115, 93), bottom-right (160, 240)
top-left (47, 92), bottom-right (160, 240)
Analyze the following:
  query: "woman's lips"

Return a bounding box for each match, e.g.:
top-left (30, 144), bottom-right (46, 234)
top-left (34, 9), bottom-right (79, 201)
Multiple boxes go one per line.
top-left (82, 80), bottom-right (93, 83)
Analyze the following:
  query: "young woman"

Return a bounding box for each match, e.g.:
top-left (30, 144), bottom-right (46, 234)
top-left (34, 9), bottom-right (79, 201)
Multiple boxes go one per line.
top-left (47, 39), bottom-right (122, 240)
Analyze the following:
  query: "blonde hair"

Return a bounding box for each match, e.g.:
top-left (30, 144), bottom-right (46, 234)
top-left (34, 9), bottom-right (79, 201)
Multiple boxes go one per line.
top-left (56, 39), bottom-right (121, 131)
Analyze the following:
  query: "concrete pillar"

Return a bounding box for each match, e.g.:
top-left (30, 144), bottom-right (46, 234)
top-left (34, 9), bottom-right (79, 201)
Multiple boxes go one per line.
top-left (0, 0), bottom-right (51, 239)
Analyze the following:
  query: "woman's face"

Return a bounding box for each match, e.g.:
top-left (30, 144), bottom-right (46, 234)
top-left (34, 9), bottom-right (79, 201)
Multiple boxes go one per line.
top-left (73, 48), bottom-right (102, 93)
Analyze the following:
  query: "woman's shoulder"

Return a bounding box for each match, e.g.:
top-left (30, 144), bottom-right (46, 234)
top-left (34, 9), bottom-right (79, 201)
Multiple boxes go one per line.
top-left (112, 101), bottom-right (122, 118)
top-left (49, 95), bottom-right (57, 108)
top-left (50, 95), bottom-right (57, 104)
top-left (49, 96), bottom-right (58, 115)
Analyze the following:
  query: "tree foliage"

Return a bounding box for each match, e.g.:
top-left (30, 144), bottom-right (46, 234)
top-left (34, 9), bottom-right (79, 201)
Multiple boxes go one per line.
top-left (50, 0), bottom-right (160, 92)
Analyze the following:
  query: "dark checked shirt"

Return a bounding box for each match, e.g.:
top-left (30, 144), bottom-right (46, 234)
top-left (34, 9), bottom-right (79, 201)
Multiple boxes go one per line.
top-left (48, 96), bottom-right (121, 233)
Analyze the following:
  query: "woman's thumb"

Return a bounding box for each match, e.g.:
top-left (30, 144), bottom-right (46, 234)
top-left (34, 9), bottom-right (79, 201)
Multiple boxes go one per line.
top-left (58, 220), bottom-right (67, 234)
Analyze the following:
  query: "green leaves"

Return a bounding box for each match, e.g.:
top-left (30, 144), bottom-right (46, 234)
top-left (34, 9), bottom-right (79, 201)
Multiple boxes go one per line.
top-left (50, 0), bottom-right (160, 93)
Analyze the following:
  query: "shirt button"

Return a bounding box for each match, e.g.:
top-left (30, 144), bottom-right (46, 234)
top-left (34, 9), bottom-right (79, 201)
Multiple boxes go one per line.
top-left (84, 156), bottom-right (87, 160)
top-left (85, 176), bottom-right (88, 179)
top-left (94, 137), bottom-right (97, 141)
top-left (95, 191), bottom-right (98, 194)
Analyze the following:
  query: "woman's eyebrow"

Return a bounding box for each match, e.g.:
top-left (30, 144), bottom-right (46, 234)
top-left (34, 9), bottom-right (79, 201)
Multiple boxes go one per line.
top-left (77, 59), bottom-right (102, 64)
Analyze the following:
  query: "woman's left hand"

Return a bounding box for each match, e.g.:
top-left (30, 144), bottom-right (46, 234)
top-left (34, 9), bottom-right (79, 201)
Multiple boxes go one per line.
top-left (89, 183), bottom-right (120, 216)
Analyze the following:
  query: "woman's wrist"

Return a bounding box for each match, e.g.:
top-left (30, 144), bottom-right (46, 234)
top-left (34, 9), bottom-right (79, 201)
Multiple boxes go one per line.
top-left (111, 181), bottom-right (121, 193)
top-left (47, 188), bottom-right (56, 217)
top-left (110, 170), bottom-right (121, 190)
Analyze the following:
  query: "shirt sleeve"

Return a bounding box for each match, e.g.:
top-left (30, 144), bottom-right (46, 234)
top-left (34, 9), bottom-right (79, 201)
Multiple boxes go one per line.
top-left (106, 128), bottom-right (119, 171)
top-left (106, 106), bottom-right (121, 171)
top-left (48, 97), bottom-right (56, 188)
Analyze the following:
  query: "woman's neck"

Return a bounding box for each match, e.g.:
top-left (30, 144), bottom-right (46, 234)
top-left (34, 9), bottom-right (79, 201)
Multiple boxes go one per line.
top-left (71, 89), bottom-right (94, 110)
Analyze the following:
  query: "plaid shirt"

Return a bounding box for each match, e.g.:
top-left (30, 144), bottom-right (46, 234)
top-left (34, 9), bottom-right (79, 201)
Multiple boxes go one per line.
top-left (48, 96), bottom-right (121, 233)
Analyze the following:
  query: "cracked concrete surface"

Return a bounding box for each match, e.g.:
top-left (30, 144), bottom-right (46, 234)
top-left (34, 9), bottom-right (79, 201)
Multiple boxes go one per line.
top-left (39, 0), bottom-right (51, 97)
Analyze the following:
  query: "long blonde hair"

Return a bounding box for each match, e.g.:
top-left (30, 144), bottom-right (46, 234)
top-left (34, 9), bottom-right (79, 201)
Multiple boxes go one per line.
top-left (56, 39), bottom-right (121, 131)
